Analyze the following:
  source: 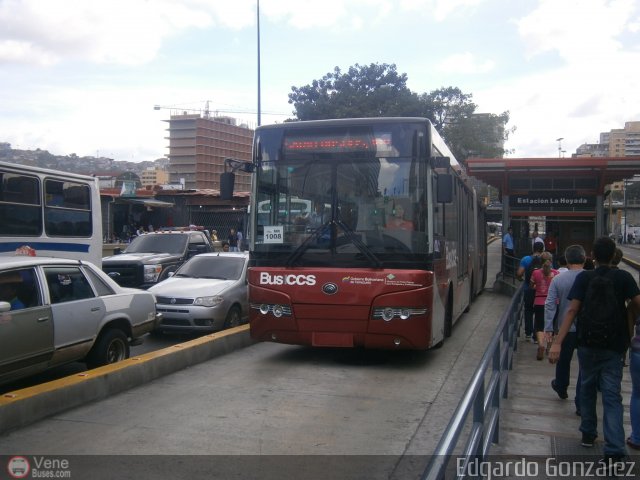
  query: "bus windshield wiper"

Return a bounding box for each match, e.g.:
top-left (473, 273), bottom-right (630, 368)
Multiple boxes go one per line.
top-left (285, 221), bottom-right (330, 267)
top-left (334, 219), bottom-right (383, 269)
top-left (284, 220), bottom-right (383, 269)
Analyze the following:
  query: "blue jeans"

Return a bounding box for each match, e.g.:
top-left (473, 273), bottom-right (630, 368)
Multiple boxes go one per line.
top-left (577, 347), bottom-right (626, 455)
top-left (555, 332), bottom-right (581, 411)
top-left (629, 350), bottom-right (640, 444)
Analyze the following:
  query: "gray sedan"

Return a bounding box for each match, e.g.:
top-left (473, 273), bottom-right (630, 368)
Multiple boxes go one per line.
top-left (0, 256), bottom-right (160, 386)
top-left (148, 252), bottom-right (249, 333)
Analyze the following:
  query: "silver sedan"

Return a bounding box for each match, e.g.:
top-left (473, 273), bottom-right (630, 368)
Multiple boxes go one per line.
top-left (148, 252), bottom-right (249, 333)
top-left (0, 256), bottom-right (160, 386)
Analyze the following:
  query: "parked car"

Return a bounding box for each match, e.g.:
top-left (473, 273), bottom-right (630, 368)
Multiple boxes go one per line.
top-left (0, 256), bottom-right (161, 386)
top-left (149, 252), bottom-right (249, 333)
top-left (102, 228), bottom-right (215, 289)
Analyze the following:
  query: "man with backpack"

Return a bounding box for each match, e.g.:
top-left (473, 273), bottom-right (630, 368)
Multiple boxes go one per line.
top-left (544, 245), bottom-right (586, 412)
top-left (549, 236), bottom-right (640, 466)
top-left (517, 241), bottom-right (544, 342)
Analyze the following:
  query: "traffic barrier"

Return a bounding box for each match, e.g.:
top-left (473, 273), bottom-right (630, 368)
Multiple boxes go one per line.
top-left (0, 325), bottom-right (255, 435)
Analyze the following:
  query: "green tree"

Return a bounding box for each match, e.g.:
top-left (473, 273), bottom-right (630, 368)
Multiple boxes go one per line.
top-left (419, 86), bottom-right (476, 130)
top-left (288, 63), bottom-right (421, 120)
top-left (443, 111), bottom-right (514, 161)
top-left (288, 63), bottom-right (513, 160)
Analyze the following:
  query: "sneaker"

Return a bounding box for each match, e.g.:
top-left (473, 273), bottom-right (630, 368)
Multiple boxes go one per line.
top-left (627, 437), bottom-right (640, 450)
top-left (581, 433), bottom-right (597, 447)
top-left (551, 380), bottom-right (568, 399)
top-left (525, 335), bottom-right (532, 342)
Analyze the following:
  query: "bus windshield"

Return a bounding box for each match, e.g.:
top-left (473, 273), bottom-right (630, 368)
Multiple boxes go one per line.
top-left (252, 122), bottom-right (430, 268)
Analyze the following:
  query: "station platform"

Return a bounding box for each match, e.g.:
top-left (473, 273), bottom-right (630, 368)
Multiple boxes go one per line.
top-left (493, 331), bottom-right (638, 466)
top-left (488, 244), bottom-right (640, 469)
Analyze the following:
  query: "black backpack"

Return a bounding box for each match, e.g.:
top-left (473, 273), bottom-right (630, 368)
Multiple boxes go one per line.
top-left (577, 269), bottom-right (622, 349)
top-left (524, 255), bottom-right (542, 286)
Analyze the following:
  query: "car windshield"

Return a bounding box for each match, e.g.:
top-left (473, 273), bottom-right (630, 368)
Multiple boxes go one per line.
top-left (123, 234), bottom-right (188, 255)
top-left (174, 255), bottom-right (245, 280)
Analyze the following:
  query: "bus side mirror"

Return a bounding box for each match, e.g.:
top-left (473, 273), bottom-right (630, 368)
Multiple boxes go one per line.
top-left (432, 156), bottom-right (450, 168)
top-left (437, 174), bottom-right (453, 203)
top-left (220, 172), bottom-right (235, 200)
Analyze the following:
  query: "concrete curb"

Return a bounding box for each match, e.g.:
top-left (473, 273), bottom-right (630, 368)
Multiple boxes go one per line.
top-left (0, 325), bottom-right (255, 435)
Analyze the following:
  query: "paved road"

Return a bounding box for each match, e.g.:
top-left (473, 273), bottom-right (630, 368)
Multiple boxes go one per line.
top-left (0, 242), bottom-right (509, 479)
top-left (0, 330), bottom-right (201, 395)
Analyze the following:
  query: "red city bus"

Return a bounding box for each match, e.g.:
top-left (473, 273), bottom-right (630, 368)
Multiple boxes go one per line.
top-left (245, 118), bottom-right (486, 349)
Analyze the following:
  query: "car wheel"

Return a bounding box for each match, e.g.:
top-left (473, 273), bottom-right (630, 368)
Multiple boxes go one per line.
top-left (223, 306), bottom-right (241, 329)
top-left (86, 329), bottom-right (130, 368)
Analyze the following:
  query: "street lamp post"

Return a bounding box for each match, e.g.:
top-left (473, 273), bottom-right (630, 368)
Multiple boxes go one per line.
top-left (257, 0), bottom-right (261, 127)
top-left (624, 179), bottom-right (628, 243)
top-left (556, 137), bottom-right (564, 158)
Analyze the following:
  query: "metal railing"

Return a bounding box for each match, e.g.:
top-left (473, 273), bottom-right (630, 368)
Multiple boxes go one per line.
top-left (421, 284), bottom-right (524, 480)
top-left (500, 253), bottom-right (520, 286)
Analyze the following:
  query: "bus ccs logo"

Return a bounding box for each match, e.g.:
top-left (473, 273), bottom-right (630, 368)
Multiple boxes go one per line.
top-left (259, 273), bottom-right (316, 286)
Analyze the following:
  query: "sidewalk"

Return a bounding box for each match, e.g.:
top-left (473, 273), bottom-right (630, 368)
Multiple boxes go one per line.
top-left (493, 335), bottom-right (636, 459)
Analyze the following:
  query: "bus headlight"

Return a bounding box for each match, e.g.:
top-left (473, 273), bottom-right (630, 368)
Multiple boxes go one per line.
top-left (251, 303), bottom-right (293, 317)
top-left (143, 264), bottom-right (162, 283)
top-left (373, 307), bottom-right (428, 321)
top-left (382, 307), bottom-right (395, 322)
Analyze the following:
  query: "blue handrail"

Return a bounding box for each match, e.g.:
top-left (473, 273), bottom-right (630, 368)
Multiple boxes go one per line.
top-left (421, 284), bottom-right (524, 480)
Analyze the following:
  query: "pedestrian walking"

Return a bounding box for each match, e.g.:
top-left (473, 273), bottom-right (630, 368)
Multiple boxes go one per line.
top-left (544, 230), bottom-right (558, 256)
top-left (544, 244), bottom-right (586, 414)
top-left (228, 228), bottom-right (239, 252)
top-left (628, 305), bottom-right (640, 451)
top-left (549, 236), bottom-right (640, 466)
top-left (531, 230), bottom-right (545, 249)
top-left (531, 251), bottom-right (558, 359)
top-left (502, 226), bottom-right (515, 275)
top-left (517, 241), bottom-right (544, 342)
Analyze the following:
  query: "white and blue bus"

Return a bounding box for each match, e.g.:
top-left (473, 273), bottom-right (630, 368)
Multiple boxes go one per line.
top-left (0, 161), bottom-right (103, 266)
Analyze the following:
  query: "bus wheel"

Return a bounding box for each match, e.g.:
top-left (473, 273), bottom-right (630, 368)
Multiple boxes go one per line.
top-left (86, 328), bottom-right (130, 368)
top-left (464, 275), bottom-right (474, 313)
top-left (444, 290), bottom-right (453, 338)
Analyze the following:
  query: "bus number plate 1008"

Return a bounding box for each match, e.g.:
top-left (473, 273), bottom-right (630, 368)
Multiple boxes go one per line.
top-left (263, 226), bottom-right (284, 244)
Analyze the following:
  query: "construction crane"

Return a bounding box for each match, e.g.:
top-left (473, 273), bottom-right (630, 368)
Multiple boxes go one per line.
top-left (153, 101), bottom-right (260, 119)
top-left (153, 101), bottom-right (288, 120)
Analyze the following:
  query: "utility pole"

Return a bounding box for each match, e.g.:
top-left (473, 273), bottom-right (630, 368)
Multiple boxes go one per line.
top-left (257, 0), bottom-right (261, 127)
top-left (556, 137), bottom-right (564, 158)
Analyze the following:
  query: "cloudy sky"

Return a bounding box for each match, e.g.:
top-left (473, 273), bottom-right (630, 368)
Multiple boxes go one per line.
top-left (1, 0), bottom-right (639, 161)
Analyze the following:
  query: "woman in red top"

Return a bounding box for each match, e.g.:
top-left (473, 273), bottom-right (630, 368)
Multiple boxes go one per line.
top-left (531, 252), bottom-right (558, 360)
top-left (544, 230), bottom-right (557, 256)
